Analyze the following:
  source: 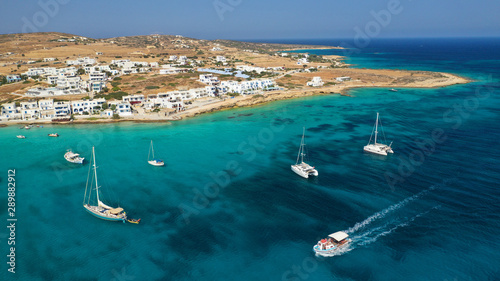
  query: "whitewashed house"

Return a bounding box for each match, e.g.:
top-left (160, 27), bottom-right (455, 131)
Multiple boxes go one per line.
top-left (66, 57), bottom-right (96, 66)
top-left (108, 101), bottom-right (132, 117)
top-left (89, 71), bottom-right (107, 82)
top-left (123, 94), bottom-right (145, 104)
top-left (38, 99), bottom-right (54, 111)
top-left (57, 76), bottom-right (81, 90)
top-left (53, 101), bottom-right (71, 117)
top-left (1, 102), bottom-right (21, 119)
top-left (199, 74), bottom-right (220, 86)
top-left (307, 77), bottom-right (324, 87)
top-left (89, 81), bottom-right (106, 93)
top-left (336, 76), bottom-right (351, 82)
top-left (19, 101), bottom-right (40, 120)
top-left (71, 98), bottom-right (106, 115)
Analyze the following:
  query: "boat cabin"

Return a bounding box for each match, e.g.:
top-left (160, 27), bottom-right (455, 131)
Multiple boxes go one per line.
top-left (317, 231), bottom-right (349, 250)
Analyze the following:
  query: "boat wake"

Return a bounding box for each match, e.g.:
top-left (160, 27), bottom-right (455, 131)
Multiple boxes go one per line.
top-left (345, 184), bottom-right (439, 234)
top-left (324, 185), bottom-right (442, 257)
top-left (353, 205), bottom-right (440, 247)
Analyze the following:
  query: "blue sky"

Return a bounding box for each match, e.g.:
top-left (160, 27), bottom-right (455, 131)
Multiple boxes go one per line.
top-left (0, 0), bottom-right (498, 40)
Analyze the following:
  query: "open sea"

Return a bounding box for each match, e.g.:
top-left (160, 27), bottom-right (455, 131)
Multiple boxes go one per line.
top-left (1, 37), bottom-right (500, 281)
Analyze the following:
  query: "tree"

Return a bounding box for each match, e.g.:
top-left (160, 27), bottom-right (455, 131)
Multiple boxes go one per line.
top-left (77, 68), bottom-right (85, 75)
top-left (110, 104), bottom-right (116, 111)
top-left (101, 103), bottom-right (108, 110)
top-left (112, 113), bottom-right (120, 119)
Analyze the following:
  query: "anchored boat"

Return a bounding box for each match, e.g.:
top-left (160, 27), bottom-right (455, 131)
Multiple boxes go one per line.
top-left (148, 140), bottom-right (165, 166)
top-left (363, 112), bottom-right (394, 156)
top-left (64, 150), bottom-right (84, 164)
top-left (291, 127), bottom-right (318, 178)
top-left (83, 146), bottom-right (128, 222)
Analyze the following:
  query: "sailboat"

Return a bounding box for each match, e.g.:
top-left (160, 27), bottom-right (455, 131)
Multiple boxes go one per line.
top-left (291, 127), bottom-right (318, 178)
top-left (363, 112), bottom-right (394, 156)
top-left (148, 140), bottom-right (165, 166)
top-left (83, 146), bottom-right (127, 222)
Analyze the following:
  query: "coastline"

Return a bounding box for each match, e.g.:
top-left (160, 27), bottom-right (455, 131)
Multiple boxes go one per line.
top-left (1, 71), bottom-right (470, 126)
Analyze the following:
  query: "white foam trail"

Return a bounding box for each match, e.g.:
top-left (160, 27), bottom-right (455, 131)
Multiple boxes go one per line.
top-left (356, 205), bottom-right (441, 247)
top-left (345, 185), bottom-right (438, 234)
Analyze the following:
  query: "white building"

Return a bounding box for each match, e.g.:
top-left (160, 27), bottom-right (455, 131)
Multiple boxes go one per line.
top-left (24, 66), bottom-right (77, 77)
top-left (57, 76), bottom-right (81, 90)
top-left (66, 57), bottom-right (96, 66)
top-left (108, 101), bottom-right (132, 117)
top-left (71, 98), bottom-right (106, 115)
top-left (199, 74), bottom-right (220, 86)
top-left (123, 94), bottom-right (145, 104)
top-left (307, 77), bottom-right (324, 87)
top-left (43, 58), bottom-right (56, 62)
top-left (1, 102), bottom-right (20, 119)
top-left (88, 81), bottom-right (106, 93)
top-left (38, 99), bottom-right (54, 110)
top-left (336, 76), bottom-right (351, 82)
top-left (168, 55), bottom-right (178, 61)
top-left (159, 66), bottom-right (190, 75)
top-left (216, 56), bottom-right (226, 63)
top-left (297, 58), bottom-right (309, 64)
top-left (236, 65), bottom-right (267, 74)
top-left (220, 78), bottom-right (274, 94)
top-left (19, 101), bottom-right (40, 120)
top-left (89, 71), bottom-right (107, 82)
top-left (53, 101), bottom-right (71, 117)
top-left (25, 87), bottom-right (81, 97)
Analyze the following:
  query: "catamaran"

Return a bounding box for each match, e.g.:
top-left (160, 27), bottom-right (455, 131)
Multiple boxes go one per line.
top-left (291, 127), bottom-right (318, 178)
top-left (363, 112), bottom-right (394, 156)
top-left (313, 231), bottom-right (351, 257)
top-left (64, 150), bottom-right (84, 164)
top-left (83, 146), bottom-right (128, 222)
top-left (148, 140), bottom-right (165, 166)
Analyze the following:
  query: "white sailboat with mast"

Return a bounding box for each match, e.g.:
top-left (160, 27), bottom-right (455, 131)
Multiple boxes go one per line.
top-left (148, 140), bottom-right (165, 166)
top-left (291, 127), bottom-right (318, 178)
top-left (363, 112), bottom-right (394, 156)
top-left (83, 146), bottom-right (127, 222)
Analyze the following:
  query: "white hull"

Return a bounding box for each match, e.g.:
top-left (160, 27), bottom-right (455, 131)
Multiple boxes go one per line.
top-left (84, 204), bottom-right (126, 222)
top-left (17, 135), bottom-right (26, 139)
top-left (291, 163), bottom-right (318, 179)
top-left (313, 241), bottom-right (351, 257)
top-left (148, 160), bottom-right (165, 166)
top-left (363, 143), bottom-right (394, 156)
top-left (64, 151), bottom-right (84, 164)
top-left (148, 140), bottom-right (165, 166)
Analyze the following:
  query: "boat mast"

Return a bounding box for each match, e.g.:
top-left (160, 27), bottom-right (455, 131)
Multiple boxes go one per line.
top-left (296, 127), bottom-right (306, 164)
top-left (374, 112), bottom-right (379, 144)
top-left (93, 146), bottom-right (102, 205)
top-left (151, 140), bottom-right (155, 159)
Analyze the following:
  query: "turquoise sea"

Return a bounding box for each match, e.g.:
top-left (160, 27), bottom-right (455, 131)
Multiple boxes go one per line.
top-left (1, 38), bottom-right (500, 280)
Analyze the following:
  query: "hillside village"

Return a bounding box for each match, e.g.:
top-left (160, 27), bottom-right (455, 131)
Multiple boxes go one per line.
top-left (0, 33), bottom-right (350, 122)
top-left (0, 33), bottom-right (467, 123)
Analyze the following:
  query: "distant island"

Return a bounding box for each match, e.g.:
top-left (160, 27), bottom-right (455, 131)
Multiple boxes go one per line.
top-left (0, 32), bottom-right (469, 124)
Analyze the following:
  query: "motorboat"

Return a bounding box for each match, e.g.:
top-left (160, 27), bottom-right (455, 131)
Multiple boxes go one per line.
top-left (64, 150), bottom-right (84, 164)
top-left (313, 231), bottom-right (351, 257)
